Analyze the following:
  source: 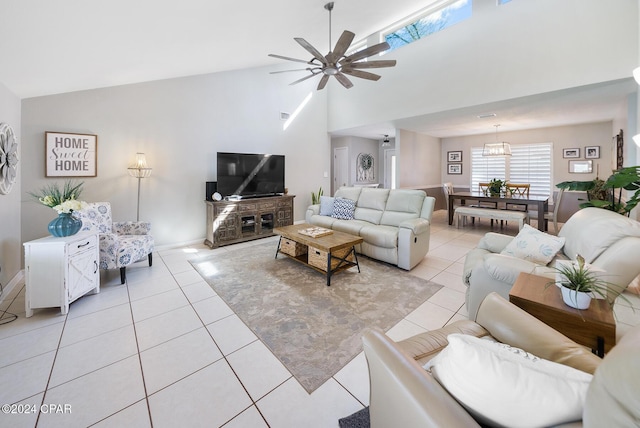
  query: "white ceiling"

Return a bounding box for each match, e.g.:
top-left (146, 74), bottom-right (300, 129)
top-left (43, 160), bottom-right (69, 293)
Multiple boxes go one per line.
top-left (1, 0), bottom-right (635, 139)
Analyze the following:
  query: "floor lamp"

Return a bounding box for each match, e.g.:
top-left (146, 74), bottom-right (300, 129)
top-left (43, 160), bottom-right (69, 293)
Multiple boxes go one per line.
top-left (128, 152), bottom-right (152, 221)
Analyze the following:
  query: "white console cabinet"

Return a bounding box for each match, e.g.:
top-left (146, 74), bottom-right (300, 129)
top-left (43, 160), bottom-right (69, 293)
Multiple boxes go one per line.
top-left (24, 233), bottom-right (100, 317)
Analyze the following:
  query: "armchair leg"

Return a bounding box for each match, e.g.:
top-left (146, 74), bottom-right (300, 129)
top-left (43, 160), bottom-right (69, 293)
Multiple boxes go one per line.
top-left (120, 267), bottom-right (126, 284)
top-left (148, 252), bottom-right (153, 266)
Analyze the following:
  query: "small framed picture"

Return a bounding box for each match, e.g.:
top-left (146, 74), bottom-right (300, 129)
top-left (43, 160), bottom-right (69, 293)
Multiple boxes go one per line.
top-left (447, 163), bottom-right (462, 175)
top-left (563, 148), bottom-right (580, 159)
top-left (447, 151), bottom-right (462, 162)
top-left (585, 146), bottom-right (600, 159)
top-left (569, 160), bottom-right (593, 174)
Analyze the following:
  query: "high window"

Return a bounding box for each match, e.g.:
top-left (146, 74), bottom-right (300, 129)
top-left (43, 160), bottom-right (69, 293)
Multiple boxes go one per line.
top-left (470, 143), bottom-right (553, 196)
top-left (384, 0), bottom-right (473, 51)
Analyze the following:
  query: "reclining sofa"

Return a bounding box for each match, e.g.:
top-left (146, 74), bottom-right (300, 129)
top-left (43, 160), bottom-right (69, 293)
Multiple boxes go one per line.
top-left (362, 292), bottom-right (640, 427)
top-left (305, 187), bottom-right (435, 270)
top-left (463, 207), bottom-right (640, 319)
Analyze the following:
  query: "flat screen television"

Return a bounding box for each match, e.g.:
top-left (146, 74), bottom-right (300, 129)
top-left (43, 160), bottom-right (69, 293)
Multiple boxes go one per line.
top-left (216, 152), bottom-right (285, 198)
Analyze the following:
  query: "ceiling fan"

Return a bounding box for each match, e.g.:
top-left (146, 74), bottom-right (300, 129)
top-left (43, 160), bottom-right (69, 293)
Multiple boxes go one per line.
top-left (268, 2), bottom-right (397, 90)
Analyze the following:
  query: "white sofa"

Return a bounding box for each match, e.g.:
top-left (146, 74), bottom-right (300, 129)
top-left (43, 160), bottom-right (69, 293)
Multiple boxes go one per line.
top-left (305, 187), bottom-right (435, 270)
top-left (463, 207), bottom-right (640, 319)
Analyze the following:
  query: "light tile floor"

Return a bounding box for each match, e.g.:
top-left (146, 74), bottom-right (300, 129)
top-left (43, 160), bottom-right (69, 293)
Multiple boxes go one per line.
top-left (0, 210), bottom-right (638, 427)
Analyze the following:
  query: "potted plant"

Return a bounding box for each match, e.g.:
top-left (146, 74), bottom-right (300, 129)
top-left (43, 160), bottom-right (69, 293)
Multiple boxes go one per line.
top-left (487, 178), bottom-right (506, 197)
top-left (311, 186), bottom-right (323, 205)
top-left (549, 254), bottom-right (627, 310)
top-left (556, 166), bottom-right (640, 216)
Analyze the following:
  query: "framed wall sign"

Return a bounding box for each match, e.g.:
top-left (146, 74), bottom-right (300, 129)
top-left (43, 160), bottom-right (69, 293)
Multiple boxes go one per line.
top-left (45, 132), bottom-right (97, 177)
top-left (447, 151), bottom-right (462, 162)
top-left (447, 163), bottom-right (462, 175)
top-left (563, 148), bottom-right (580, 158)
top-left (585, 146), bottom-right (600, 159)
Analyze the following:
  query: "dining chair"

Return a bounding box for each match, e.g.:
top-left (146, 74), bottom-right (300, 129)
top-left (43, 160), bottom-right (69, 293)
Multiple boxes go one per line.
top-left (444, 182), bottom-right (474, 227)
top-left (545, 188), bottom-right (565, 234)
top-left (443, 182), bottom-right (460, 218)
top-left (473, 182), bottom-right (499, 226)
top-left (504, 183), bottom-right (530, 212)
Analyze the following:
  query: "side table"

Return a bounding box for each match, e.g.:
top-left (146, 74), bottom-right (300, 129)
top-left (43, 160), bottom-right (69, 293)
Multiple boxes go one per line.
top-left (509, 272), bottom-right (615, 357)
top-left (24, 233), bottom-right (100, 317)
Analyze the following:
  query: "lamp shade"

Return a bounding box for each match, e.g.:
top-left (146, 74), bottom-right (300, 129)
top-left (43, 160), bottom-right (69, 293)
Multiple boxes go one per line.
top-left (128, 152), bottom-right (152, 178)
top-left (633, 134), bottom-right (640, 148)
top-left (482, 142), bottom-right (512, 156)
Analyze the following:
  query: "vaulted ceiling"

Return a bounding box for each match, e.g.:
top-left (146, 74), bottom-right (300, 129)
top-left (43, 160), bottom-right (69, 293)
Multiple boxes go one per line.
top-left (1, 0), bottom-right (635, 139)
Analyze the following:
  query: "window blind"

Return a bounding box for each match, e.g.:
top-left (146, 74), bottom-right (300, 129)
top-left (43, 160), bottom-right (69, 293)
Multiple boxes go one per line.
top-left (470, 143), bottom-right (553, 196)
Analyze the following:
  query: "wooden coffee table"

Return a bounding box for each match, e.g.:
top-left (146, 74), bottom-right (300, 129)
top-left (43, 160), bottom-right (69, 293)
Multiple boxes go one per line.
top-left (274, 224), bottom-right (363, 286)
top-left (509, 272), bottom-right (615, 357)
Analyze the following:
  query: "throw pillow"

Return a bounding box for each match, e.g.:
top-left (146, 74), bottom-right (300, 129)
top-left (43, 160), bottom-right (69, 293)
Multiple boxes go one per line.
top-left (424, 334), bottom-right (592, 428)
top-left (500, 223), bottom-right (565, 265)
top-left (319, 196), bottom-right (335, 216)
top-left (331, 198), bottom-right (356, 220)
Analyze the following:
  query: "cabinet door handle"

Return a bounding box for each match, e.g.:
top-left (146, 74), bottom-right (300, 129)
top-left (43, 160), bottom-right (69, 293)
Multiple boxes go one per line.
top-left (94, 260), bottom-right (98, 274)
top-left (78, 241), bottom-right (91, 248)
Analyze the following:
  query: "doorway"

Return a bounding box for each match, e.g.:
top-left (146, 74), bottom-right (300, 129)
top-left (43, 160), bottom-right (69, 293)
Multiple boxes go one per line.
top-left (334, 146), bottom-right (349, 194)
top-left (384, 149), bottom-right (396, 189)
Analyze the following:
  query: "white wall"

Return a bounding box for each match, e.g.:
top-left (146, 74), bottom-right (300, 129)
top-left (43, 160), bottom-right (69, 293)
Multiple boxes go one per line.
top-left (0, 81), bottom-right (21, 289)
top-left (397, 129), bottom-right (441, 188)
top-left (328, 0), bottom-right (638, 133)
top-left (441, 122), bottom-right (615, 188)
top-left (21, 66), bottom-right (330, 247)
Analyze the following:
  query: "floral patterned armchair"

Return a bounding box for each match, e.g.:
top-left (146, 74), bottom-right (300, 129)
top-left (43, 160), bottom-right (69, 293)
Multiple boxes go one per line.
top-left (76, 202), bottom-right (154, 284)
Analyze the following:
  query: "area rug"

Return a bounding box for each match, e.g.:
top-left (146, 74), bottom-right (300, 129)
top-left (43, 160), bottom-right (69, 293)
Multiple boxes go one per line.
top-left (191, 242), bottom-right (442, 393)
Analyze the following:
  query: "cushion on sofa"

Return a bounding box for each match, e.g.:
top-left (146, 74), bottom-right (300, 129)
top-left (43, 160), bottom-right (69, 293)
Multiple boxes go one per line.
top-left (379, 190), bottom-right (424, 226)
top-left (560, 207), bottom-right (640, 263)
top-left (332, 198), bottom-right (356, 220)
top-left (319, 196), bottom-right (335, 216)
top-left (360, 225), bottom-right (398, 249)
top-left (331, 219), bottom-right (369, 236)
top-left (425, 334), bottom-right (592, 428)
top-left (500, 224), bottom-right (565, 265)
top-left (334, 187), bottom-right (362, 202)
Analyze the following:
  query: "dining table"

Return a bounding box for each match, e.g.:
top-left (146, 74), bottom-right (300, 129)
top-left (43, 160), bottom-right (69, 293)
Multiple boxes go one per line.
top-left (448, 191), bottom-right (550, 231)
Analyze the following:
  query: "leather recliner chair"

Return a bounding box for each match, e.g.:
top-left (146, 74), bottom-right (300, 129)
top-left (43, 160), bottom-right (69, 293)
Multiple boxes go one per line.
top-left (463, 207), bottom-right (640, 319)
top-left (362, 292), bottom-right (640, 428)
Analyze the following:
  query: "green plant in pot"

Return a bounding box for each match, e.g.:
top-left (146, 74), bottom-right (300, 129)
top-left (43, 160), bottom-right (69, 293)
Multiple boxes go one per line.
top-left (487, 178), bottom-right (506, 197)
top-left (548, 254), bottom-right (627, 310)
top-left (311, 186), bottom-right (323, 205)
top-left (556, 166), bottom-right (640, 216)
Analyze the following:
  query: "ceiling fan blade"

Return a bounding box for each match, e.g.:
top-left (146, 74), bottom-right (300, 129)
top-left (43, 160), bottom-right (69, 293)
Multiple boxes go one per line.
top-left (268, 53), bottom-right (315, 65)
top-left (288, 73), bottom-right (318, 86)
top-left (348, 60), bottom-right (397, 69)
top-left (341, 68), bottom-right (381, 81)
top-left (294, 38), bottom-right (328, 64)
top-left (317, 74), bottom-right (330, 90)
top-left (334, 73), bottom-right (354, 89)
top-left (269, 68), bottom-right (316, 75)
top-left (341, 41), bottom-right (391, 64)
top-left (332, 30), bottom-right (355, 61)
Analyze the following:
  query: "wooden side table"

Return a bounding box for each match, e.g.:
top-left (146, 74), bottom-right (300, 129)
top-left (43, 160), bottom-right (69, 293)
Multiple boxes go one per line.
top-left (509, 272), bottom-right (615, 357)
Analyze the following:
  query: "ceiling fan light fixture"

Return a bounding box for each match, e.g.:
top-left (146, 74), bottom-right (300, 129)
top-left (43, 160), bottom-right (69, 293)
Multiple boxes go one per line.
top-left (268, 2), bottom-right (396, 90)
